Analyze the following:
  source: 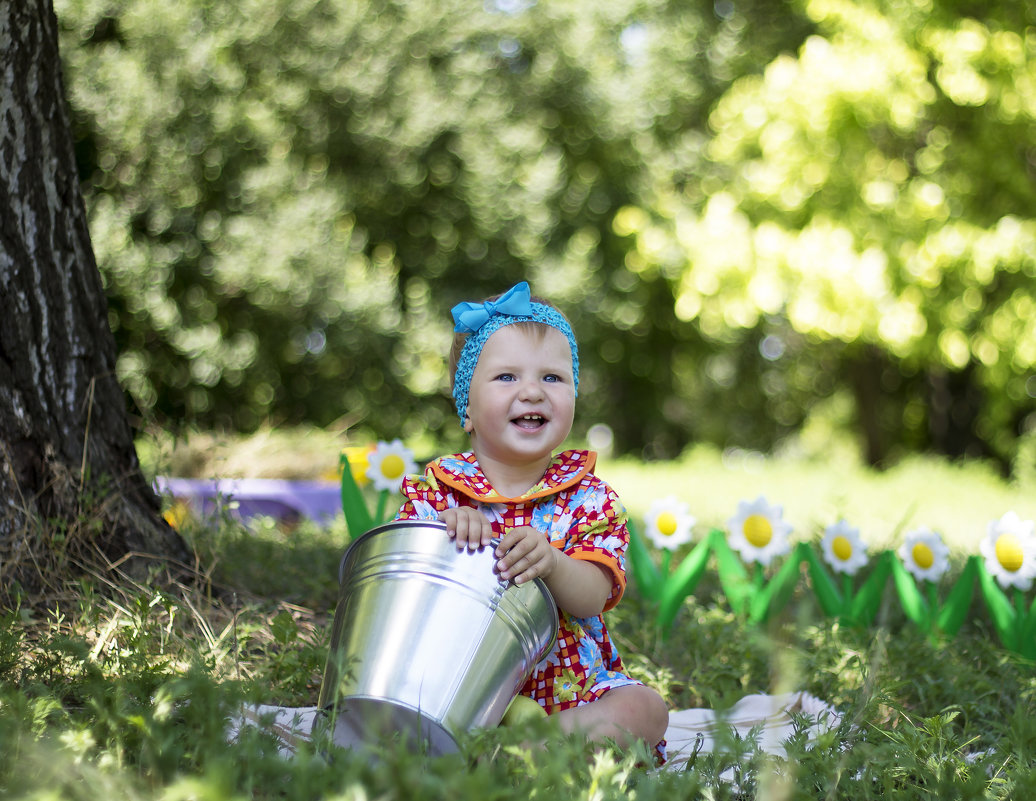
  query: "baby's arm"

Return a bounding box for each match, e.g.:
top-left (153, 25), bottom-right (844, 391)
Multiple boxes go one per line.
top-left (494, 526), bottom-right (611, 618)
top-left (439, 506), bottom-right (494, 551)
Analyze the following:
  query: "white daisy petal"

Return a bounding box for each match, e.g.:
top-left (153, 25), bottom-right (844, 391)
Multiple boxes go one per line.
top-left (643, 497), bottom-right (696, 550)
top-left (897, 528), bottom-right (950, 583)
top-left (980, 511), bottom-right (1036, 591)
top-left (365, 439), bottom-right (418, 492)
top-left (726, 495), bottom-right (792, 567)
top-left (821, 519), bottom-right (868, 576)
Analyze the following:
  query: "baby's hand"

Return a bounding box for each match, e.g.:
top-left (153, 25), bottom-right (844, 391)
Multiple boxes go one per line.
top-left (439, 506), bottom-right (493, 551)
top-left (495, 526), bottom-right (559, 585)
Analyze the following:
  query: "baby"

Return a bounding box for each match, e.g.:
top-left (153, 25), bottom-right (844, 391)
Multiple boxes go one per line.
top-left (395, 281), bottom-right (668, 762)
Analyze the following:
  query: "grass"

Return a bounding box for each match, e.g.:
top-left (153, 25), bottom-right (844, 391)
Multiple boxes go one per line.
top-left (3, 431), bottom-right (1035, 799)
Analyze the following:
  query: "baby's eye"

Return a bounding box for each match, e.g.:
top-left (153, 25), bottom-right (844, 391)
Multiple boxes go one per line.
top-left (495, 373), bottom-right (516, 382)
top-left (543, 374), bottom-right (560, 383)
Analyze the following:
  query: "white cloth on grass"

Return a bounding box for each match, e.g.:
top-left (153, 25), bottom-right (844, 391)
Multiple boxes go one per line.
top-left (226, 691), bottom-right (842, 765)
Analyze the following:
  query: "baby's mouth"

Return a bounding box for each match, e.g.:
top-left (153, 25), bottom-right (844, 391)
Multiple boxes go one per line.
top-left (512, 413), bottom-right (547, 430)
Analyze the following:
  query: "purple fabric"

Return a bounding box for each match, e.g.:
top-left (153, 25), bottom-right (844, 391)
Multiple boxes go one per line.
top-left (155, 477), bottom-right (342, 524)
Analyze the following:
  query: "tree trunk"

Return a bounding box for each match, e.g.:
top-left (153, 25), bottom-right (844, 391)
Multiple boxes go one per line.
top-left (0, 0), bottom-right (189, 599)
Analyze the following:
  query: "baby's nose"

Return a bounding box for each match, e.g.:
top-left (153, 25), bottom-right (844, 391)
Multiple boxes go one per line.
top-left (517, 377), bottom-right (545, 399)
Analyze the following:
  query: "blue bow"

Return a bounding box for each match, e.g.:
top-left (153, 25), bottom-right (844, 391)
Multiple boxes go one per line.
top-left (451, 281), bottom-right (533, 333)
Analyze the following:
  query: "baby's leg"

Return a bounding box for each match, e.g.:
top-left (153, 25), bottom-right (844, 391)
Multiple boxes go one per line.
top-left (554, 684), bottom-right (668, 750)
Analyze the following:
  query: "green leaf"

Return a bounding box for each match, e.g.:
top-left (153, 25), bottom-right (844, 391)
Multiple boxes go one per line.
top-left (847, 552), bottom-right (891, 627)
top-left (890, 557), bottom-right (929, 626)
top-left (1017, 591), bottom-right (1036, 660)
top-left (976, 561), bottom-right (1018, 651)
top-left (339, 451), bottom-right (374, 540)
top-left (626, 519), bottom-right (662, 601)
top-left (747, 542), bottom-right (808, 624)
top-left (803, 547), bottom-right (844, 617)
top-left (657, 536), bottom-right (714, 631)
top-left (934, 557), bottom-right (978, 636)
top-left (710, 530), bottom-right (753, 614)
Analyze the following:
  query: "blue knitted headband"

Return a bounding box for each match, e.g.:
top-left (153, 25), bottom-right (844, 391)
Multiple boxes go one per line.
top-left (451, 281), bottom-right (579, 425)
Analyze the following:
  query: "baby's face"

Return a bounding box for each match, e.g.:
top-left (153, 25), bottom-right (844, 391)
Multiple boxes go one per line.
top-left (464, 325), bottom-right (576, 468)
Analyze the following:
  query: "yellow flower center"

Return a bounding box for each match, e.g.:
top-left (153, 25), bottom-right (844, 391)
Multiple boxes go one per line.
top-left (743, 515), bottom-right (773, 548)
top-left (832, 536), bottom-right (853, 562)
top-left (657, 511), bottom-right (678, 537)
top-left (379, 454), bottom-right (406, 480)
top-left (995, 534), bottom-right (1024, 573)
top-left (911, 542), bottom-right (934, 569)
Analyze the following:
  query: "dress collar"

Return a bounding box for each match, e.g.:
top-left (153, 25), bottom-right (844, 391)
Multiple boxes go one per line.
top-left (428, 449), bottom-right (597, 503)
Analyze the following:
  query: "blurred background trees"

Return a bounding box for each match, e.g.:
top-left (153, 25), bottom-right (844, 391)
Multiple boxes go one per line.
top-left (55, 0), bottom-right (1035, 471)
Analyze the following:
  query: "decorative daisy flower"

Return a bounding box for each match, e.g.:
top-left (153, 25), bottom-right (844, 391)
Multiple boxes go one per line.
top-left (980, 511), bottom-right (1036, 591)
top-left (898, 528), bottom-right (950, 582)
top-left (365, 439), bottom-right (418, 492)
top-left (726, 495), bottom-right (792, 567)
top-left (821, 519), bottom-right (869, 576)
top-left (643, 496), bottom-right (696, 550)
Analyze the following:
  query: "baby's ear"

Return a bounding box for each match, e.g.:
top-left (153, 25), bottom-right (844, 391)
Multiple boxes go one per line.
top-left (463, 413), bottom-right (474, 433)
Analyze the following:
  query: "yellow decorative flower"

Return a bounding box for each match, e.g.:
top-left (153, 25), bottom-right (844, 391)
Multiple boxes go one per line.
top-left (365, 439), bottom-right (418, 492)
top-left (644, 496), bottom-right (696, 550)
top-left (821, 519), bottom-right (868, 576)
top-left (726, 495), bottom-right (792, 566)
top-left (340, 445), bottom-right (374, 487)
top-left (898, 528), bottom-right (950, 582)
top-left (980, 511), bottom-right (1036, 591)
top-left (163, 499), bottom-right (192, 530)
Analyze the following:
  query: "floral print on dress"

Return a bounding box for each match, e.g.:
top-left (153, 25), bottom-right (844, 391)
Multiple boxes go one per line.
top-left (395, 449), bottom-right (666, 764)
top-left (438, 457), bottom-right (482, 477)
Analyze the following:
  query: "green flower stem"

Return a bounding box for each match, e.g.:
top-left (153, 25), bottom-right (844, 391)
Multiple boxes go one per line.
top-left (925, 581), bottom-right (939, 619)
top-left (841, 572), bottom-right (854, 607)
top-left (375, 488), bottom-right (390, 526)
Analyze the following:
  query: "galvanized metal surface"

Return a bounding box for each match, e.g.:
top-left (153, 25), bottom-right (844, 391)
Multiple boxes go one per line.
top-left (319, 519), bottom-right (558, 754)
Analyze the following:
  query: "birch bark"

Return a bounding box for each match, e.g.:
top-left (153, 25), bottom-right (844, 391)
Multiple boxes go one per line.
top-left (1, 0), bottom-right (188, 595)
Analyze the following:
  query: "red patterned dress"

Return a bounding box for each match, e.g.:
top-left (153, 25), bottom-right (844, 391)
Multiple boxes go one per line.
top-left (395, 449), bottom-right (666, 761)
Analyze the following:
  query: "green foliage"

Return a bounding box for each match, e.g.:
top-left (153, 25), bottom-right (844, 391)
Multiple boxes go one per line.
top-left (4, 468), bottom-right (1036, 800)
top-left (54, 0), bottom-right (1033, 469)
top-left (625, 0), bottom-right (1036, 465)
